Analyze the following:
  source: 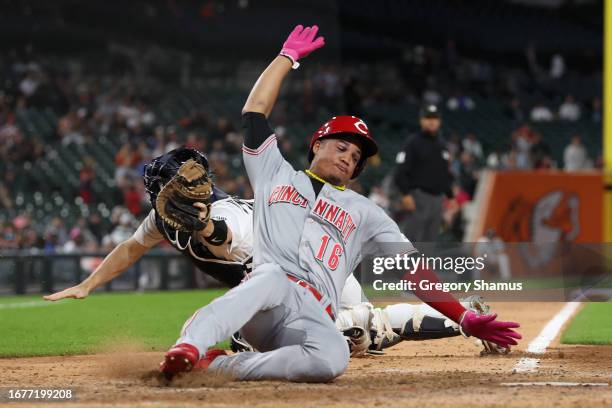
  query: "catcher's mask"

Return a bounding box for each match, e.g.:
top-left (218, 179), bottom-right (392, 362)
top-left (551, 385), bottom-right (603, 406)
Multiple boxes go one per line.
top-left (144, 147), bottom-right (211, 209)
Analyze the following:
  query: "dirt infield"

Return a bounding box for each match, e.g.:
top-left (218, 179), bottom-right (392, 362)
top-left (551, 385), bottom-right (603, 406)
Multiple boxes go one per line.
top-left (1, 302), bottom-right (610, 407)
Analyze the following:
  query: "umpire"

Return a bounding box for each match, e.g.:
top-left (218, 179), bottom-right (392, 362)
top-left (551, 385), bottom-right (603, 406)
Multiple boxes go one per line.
top-left (393, 104), bottom-right (453, 242)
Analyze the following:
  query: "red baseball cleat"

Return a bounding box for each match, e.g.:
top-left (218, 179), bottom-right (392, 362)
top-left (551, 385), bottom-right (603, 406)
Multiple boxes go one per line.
top-left (195, 349), bottom-right (227, 369)
top-left (159, 343), bottom-right (199, 380)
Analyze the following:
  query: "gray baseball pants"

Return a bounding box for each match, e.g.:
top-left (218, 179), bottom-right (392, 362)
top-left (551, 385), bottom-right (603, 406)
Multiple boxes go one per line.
top-left (175, 263), bottom-right (349, 382)
top-left (400, 189), bottom-right (444, 242)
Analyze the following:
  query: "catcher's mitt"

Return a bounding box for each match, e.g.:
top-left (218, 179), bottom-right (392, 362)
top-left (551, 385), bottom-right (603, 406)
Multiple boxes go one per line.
top-left (155, 159), bottom-right (213, 232)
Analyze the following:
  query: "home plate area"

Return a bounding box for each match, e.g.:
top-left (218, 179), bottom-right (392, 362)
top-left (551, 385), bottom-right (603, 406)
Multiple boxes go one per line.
top-left (0, 302), bottom-right (610, 408)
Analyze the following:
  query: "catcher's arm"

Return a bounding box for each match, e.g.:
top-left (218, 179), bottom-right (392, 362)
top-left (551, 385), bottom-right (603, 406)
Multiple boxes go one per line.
top-left (194, 202), bottom-right (233, 249)
top-left (43, 237), bottom-right (149, 301)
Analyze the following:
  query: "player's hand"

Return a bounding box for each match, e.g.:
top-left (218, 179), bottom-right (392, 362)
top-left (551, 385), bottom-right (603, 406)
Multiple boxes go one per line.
top-left (43, 284), bottom-right (90, 301)
top-left (460, 311), bottom-right (521, 349)
top-left (193, 202), bottom-right (210, 224)
top-left (280, 25), bottom-right (325, 65)
top-left (401, 195), bottom-right (416, 211)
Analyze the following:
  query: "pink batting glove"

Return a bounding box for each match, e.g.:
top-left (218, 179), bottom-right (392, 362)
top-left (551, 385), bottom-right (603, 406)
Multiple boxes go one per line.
top-left (280, 25), bottom-right (325, 68)
top-left (460, 311), bottom-right (522, 349)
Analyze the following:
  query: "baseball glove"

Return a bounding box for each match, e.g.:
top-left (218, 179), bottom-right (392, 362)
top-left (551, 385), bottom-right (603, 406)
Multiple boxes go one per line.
top-left (155, 159), bottom-right (213, 232)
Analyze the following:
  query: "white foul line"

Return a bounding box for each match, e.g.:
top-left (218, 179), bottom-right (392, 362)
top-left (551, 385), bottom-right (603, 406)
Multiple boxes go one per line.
top-left (0, 300), bottom-right (54, 310)
top-left (513, 302), bottom-right (581, 373)
top-left (502, 382), bottom-right (609, 387)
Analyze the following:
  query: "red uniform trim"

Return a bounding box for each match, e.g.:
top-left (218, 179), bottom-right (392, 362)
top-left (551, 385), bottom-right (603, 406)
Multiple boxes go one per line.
top-left (287, 274), bottom-right (335, 321)
top-left (242, 134), bottom-right (277, 156)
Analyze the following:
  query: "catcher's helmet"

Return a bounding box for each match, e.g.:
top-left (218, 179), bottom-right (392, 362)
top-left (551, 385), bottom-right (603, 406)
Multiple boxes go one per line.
top-left (308, 115), bottom-right (378, 178)
top-left (143, 147), bottom-right (210, 209)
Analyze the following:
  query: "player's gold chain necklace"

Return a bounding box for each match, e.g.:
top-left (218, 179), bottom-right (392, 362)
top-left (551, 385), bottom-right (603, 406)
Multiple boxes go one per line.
top-left (304, 169), bottom-right (346, 191)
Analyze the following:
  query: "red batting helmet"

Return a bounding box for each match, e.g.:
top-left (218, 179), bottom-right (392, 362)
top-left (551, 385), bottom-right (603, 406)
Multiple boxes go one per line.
top-left (308, 115), bottom-right (378, 178)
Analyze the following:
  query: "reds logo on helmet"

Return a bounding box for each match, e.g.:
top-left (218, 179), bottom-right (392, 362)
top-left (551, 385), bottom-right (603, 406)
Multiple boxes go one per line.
top-left (308, 116), bottom-right (378, 179)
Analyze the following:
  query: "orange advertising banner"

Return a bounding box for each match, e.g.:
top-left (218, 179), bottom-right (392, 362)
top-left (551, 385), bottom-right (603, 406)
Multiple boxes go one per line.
top-left (479, 171), bottom-right (603, 243)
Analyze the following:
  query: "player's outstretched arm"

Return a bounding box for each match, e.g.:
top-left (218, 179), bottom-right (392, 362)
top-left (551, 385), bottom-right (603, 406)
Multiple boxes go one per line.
top-left (411, 267), bottom-right (521, 349)
top-left (242, 25), bottom-right (325, 117)
top-left (43, 237), bottom-right (150, 301)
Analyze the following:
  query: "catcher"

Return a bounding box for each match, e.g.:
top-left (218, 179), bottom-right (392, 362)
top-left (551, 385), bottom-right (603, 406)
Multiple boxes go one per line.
top-left (45, 146), bottom-right (507, 359)
top-left (44, 147), bottom-right (254, 300)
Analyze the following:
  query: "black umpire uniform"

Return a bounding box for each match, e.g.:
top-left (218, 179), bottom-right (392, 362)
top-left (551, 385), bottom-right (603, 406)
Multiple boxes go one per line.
top-left (393, 104), bottom-right (453, 242)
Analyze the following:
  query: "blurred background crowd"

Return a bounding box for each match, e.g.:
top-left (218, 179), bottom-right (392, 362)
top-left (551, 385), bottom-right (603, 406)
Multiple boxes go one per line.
top-left (0, 0), bottom-right (602, 254)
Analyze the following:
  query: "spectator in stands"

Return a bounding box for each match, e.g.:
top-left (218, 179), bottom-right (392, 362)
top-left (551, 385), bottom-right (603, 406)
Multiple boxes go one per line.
top-left (117, 96), bottom-right (140, 130)
top-left (486, 148), bottom-right (503, 170)
top-left (442, 184), bottom-right (470, 240)
top-left (137, 102), bottom-right (156, 130)
top-left (79, 157), bottom-right (95, 204)
top-left (165, 127), bottom-right (181, 151)
top-left (63, 228), bottom-right (87, 253)
top-left (86, 213), bottom-right (106, 243)
top-left (558, 95), bottom-right (581, 121)
top-left (512, 125), bottom-right (536, 169)
top-left (44, 217), bottom-right (69, 249)
top-left (505, 98), bottom-right (526, 124)
top-left (59, 110), bottom-right (86, 146)
top-left (20, 227), bottom-right (44, 250)
top-left (210, 117), bottom-right (234, 141)
top-left (530, 133), bottom-right (552, 169)
top-left (122, 179), bottom-right (144, 217)
top-left (135, 141), bottom-right (153, 175)
top-left (74, 217), bottom-right (99, 246)
top-left (530, 101), bottom-right (554, 122)
top-left (107, 211), bottom-right (136, 247)
top-left (462, 133), bottom-right (483, 160)
top-left (458, 151), bottom-right (478, 198)
top-left (178, 110), bottom-right (209, 130)
top-left (0, 182), bottom-right (13, 210)
top-left (446, 133), bottom-right (462, 158)
top-left (550, 54), bottom-right (566, 79)
top-left (114, 142), bottom-right (141, 184)
top-left (19, 70), bottom-right (41, 98)
top-left (447, 90), bottom-right (475, 111)
top-left (564, 136), bottom-right (591, 171)
top-left (0, 223), bottom-right (19, 249)
top-left (185, 132), bottom-right (205, 152)
top-left (152, 126), bottom-right (168, 157)
top-left (422, 77), bottom-right (442, 106)
top-left (0, 122), bottom-right (44, 165)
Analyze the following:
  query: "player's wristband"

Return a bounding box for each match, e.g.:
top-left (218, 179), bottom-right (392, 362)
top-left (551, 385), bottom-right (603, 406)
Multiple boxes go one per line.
top-left (204, 219), bottom-right (229, 246)
top-left (279, 53), bottom-right (300, 70)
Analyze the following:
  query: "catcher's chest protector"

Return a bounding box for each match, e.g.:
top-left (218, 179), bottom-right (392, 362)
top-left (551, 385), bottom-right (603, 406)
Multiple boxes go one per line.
top-left (154, 215), bottom-right (248, 288)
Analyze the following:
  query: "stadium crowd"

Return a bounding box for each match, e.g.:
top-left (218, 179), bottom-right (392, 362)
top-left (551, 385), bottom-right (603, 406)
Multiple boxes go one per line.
top-left (0, 37), bottom-right (601, 251)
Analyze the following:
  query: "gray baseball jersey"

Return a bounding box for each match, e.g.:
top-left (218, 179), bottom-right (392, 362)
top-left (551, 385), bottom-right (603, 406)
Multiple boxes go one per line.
top-left (243, 132), bottom-right (416, 315)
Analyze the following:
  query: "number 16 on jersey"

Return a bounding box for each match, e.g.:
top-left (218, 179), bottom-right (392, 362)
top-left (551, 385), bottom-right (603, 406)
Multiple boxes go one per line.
top-left (314, 234), bottom-right (343, 270)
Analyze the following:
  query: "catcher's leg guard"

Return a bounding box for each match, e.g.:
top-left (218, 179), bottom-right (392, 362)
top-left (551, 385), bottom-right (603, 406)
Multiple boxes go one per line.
top-left (368, 303), bottom-right (460, 351)
top-left (400, 315), bottom-right (460, 340)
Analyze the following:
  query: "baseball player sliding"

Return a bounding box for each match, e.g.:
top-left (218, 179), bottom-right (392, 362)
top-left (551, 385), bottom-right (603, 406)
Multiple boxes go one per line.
top-left (44, 146), bottom-right (500, 357)
top-left (155, 25), bottom-right (521, 382)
